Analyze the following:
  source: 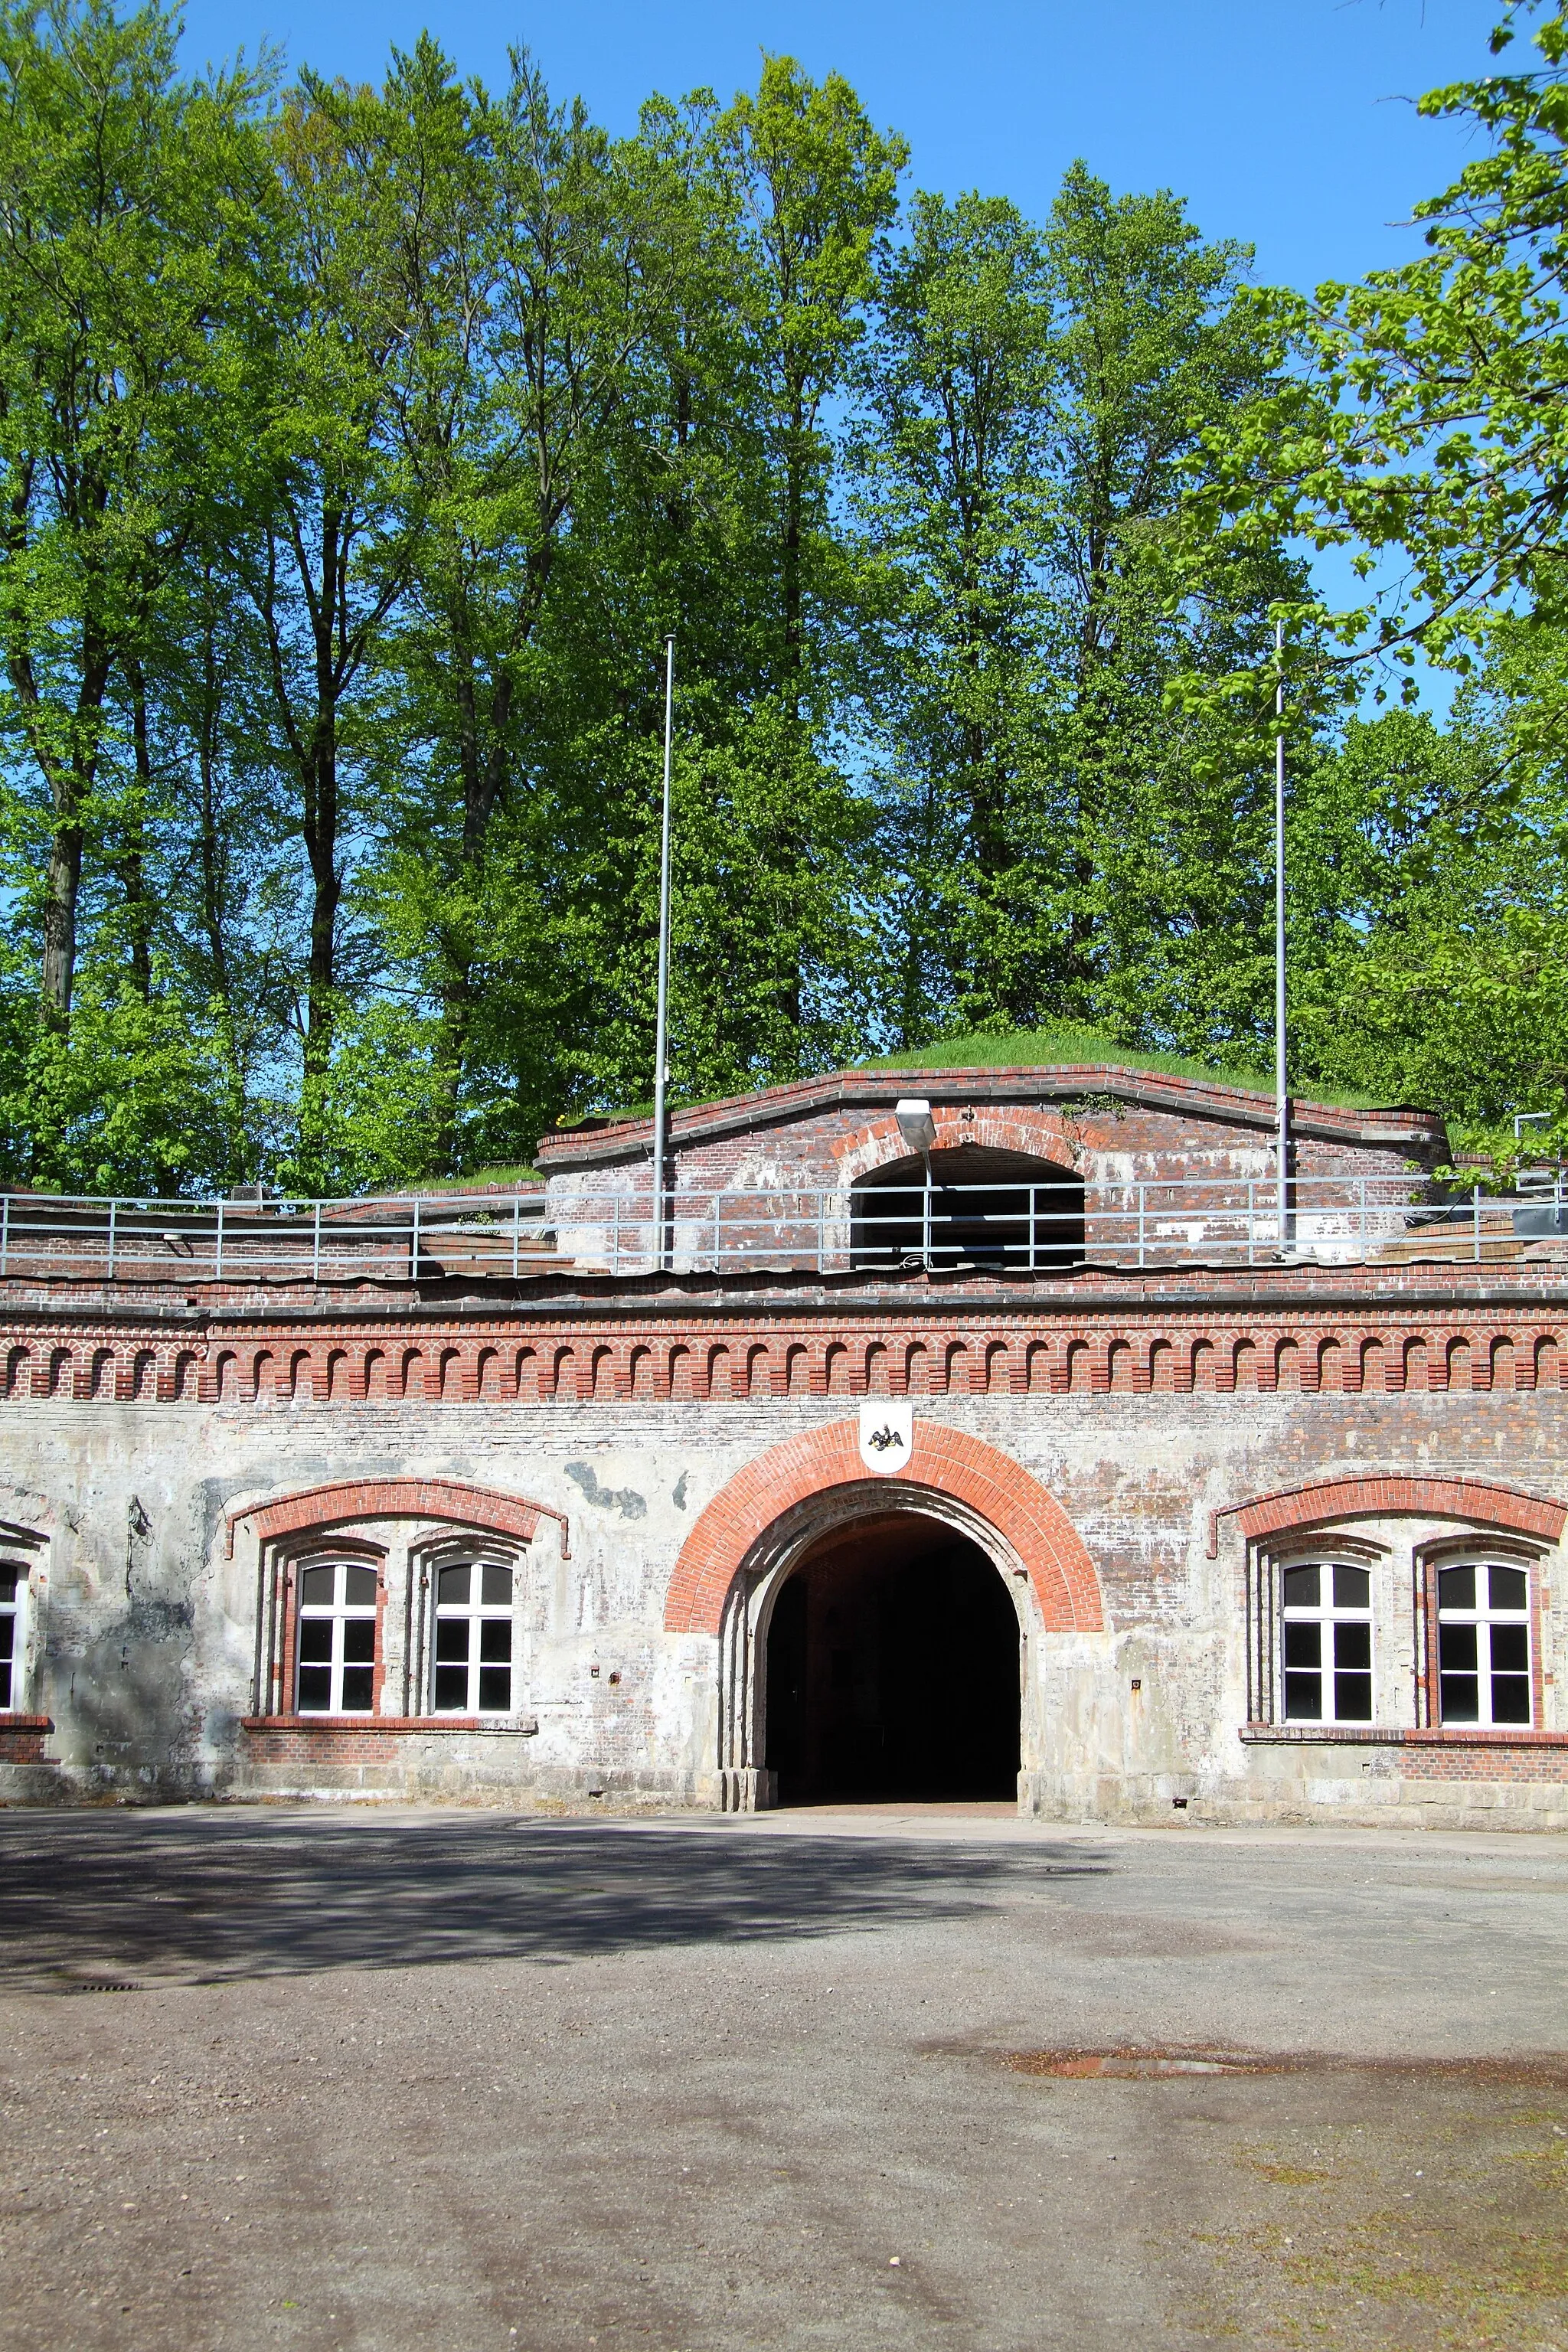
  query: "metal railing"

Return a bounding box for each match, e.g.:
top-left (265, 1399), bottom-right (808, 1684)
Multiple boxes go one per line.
top-left (0, 1190), bottom-right (554, 1284)
top-left (549, 1171), bottom-right (1564, 1276)
top-left (0, 1171), bottom-right (1561, 1282)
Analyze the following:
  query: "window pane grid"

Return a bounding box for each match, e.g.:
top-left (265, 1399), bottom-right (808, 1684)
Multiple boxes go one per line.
top-left (431, 1559), bottom-right (514, 1717)
top-left (1436, 1563), bottom-right (1531, 1728)
top-left (0, 1564), bottom-right (21, 1712)
top-left (295, 1560), bottom-right (378, 1716)
top-left (1279, 1560), bottom-right (1374, 1724)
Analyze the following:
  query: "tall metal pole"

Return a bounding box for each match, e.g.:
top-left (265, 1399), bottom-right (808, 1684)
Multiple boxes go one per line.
top-left (1274, 617), bottom-right (1290, 1252)
top-left (650, 633), bottom-right (676, 1270)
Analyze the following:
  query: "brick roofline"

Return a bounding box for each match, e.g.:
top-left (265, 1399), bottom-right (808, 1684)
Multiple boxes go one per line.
top-left (4, 1257), bottom-right (1567, 1319)
top-left (536, 1064), bottom-right (1446, 1171)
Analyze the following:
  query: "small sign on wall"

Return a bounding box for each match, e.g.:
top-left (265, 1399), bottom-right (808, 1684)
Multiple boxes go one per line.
top-left (858, 1399), bottom-right (913, 1475)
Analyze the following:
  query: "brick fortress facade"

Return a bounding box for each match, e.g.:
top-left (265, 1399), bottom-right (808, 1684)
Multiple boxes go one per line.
top-left (2, 1063), bottom-right (1566, 1830)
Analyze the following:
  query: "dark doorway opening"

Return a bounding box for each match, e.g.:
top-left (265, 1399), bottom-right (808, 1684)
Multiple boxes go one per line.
top-left (763, 1514), bottom-right (1021, 1804)
top-left (850, 1145), bottom-right (1084, 1272)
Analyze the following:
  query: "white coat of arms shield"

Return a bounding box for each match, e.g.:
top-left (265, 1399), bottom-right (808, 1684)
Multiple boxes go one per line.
top-left (858, 1399), bottom-right (913, 1475)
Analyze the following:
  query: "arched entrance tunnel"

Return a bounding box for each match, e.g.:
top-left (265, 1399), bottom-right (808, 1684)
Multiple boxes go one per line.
top-left (763, 1513), bottom-right (1022, 1804)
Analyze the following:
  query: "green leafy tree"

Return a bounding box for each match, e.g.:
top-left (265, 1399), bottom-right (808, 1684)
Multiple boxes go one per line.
top-left (852, 164), bottom-right (1298, 1058)
top-left (1186, 4), bottom-right (1568, 685)
top-left (0, 0), bottom-right (268, 1028)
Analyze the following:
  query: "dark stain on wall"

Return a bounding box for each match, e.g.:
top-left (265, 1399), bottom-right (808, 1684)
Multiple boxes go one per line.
top-left (565, 1463), bottom-right (648, 1521)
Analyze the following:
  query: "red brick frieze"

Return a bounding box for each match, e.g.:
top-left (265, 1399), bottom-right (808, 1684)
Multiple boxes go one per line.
top-left (4, 1289), bottom-right (1568, 1409)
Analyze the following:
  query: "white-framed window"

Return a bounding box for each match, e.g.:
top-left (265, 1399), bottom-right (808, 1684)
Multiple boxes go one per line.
top-left (295, 1560), bottom-right (378, 1715)
top-left (431, 1557), bottom-right (514, 1716)
top-left (1436, 1561), bottom-right (1532, 1726)
top-left (0, 1560), bottom-right (26, 1710)
top-left (1280, 1560), bottom-right (1374, 1723)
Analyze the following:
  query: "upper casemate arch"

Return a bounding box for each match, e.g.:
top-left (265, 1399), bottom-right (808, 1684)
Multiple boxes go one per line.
top-left (664, 1419), bottom-right (1103, 1637)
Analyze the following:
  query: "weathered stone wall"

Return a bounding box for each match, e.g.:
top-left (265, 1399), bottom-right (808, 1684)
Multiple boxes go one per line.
top-left (2, 1263), bottom-right (1566, 1829)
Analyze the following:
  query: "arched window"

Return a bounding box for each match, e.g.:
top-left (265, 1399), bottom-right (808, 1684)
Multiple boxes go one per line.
top-left (1436, 1561), bottom-right (1531, 1726)
top-left (851, 1147), bottom-right (1084, 1272)
top-left (0, 1561), bottom-right (27, 1710)
top-left (1280, 1560), bottom-right (1374, 1723)
top-left (432, 1558), bottom-right (514, 1716)
top-left (295, 1561), bottom-right (378, 1715)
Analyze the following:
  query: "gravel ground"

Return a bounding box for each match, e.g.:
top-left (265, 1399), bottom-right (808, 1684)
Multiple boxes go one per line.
top-left (2, 1803), bottom-right (1566, 2352)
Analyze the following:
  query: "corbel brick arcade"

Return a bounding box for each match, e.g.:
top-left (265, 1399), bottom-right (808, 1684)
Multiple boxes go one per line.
top-left (4, 1058), bottom-right (1568, 1831)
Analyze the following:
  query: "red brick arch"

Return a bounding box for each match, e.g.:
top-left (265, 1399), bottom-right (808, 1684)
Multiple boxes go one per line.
top-left (1207, 1474), bottom-right (1566, 1559)
top-left (664, 1419), bottom-right (1102, 1636)
top-left (830, 1103), bottom-right (1084, 1181)
top-left (225, 1477), bottom-right (570, 1558)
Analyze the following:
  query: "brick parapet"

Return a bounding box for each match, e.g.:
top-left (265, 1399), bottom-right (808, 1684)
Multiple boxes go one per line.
top-left (4, 1256), bottom-right (1568, 1316)
top-left (540, 1093), bottom-right (1440, 1263)
top-left (536, 1065), bottom-right (1445, 1171)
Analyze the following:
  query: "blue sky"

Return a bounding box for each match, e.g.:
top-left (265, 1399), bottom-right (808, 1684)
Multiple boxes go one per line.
top-left (176, 0), bottom-right (1501, 293)
top-left (175, 0), bottom-right (1508, 709)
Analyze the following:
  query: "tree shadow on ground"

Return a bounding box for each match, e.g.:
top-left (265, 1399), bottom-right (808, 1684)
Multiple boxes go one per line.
top-left (0, 1812), bottom-right (1113, 1988)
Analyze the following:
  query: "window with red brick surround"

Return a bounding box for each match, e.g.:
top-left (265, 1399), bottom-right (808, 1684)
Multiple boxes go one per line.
top-left (270, 1544), bottom-right (388, 1719)
top-left (1417, 1543), bottom-right (1545, 1730)
top-left (294, 1560), bottom-right (382, 1715)
top-left (0, 1559), bottom-right (28, 1711)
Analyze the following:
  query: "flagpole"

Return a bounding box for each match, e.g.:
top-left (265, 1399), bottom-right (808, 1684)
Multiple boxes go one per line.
top-left (651, 633), bottom-right (675, 1271)
top-left (1275, 617), bottom-right (1290, 1253)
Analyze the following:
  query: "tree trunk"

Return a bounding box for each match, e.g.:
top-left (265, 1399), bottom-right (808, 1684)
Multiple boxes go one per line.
top-left (118, 660), bottom-right (155, 1001)
top-left (196, 609), bottom-right (231, 1008)
top-left (40, 816), bottom-right (84, 1028)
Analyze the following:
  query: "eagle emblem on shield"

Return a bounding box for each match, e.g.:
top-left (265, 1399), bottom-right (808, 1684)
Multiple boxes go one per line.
top-left (858, 1400), bottom-right (913, 1475)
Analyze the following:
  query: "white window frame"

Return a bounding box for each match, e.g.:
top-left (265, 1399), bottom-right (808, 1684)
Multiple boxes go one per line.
top-left (1435, 1557), bottom-right (1533, 1729)
top-left (1279, 1556), bottom-right (1376, 1725)
top-left (429, 1553), bottom-right (517, 1718)
top-left (0, 1559), bottom-right (29, 1713)
top-left (294, 1558), bottom-right (380, 1717)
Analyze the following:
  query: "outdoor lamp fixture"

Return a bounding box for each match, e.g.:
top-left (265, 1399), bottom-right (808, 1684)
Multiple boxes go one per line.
top-left (894, 1099), bottom-right (936, 1155)
top-left (894, 1099), bottom-right (937, 1269)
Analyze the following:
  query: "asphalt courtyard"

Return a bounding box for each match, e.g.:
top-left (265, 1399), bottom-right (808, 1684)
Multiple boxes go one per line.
top-left (2, 1805), bottom-right (1566, 2352)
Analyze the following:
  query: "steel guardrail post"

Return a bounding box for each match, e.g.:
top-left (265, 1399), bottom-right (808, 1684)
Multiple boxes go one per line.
top-left (214, 1197), bottom-right (224, 1282)
top-left (106, 1197), bottom-right (117, 1281)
